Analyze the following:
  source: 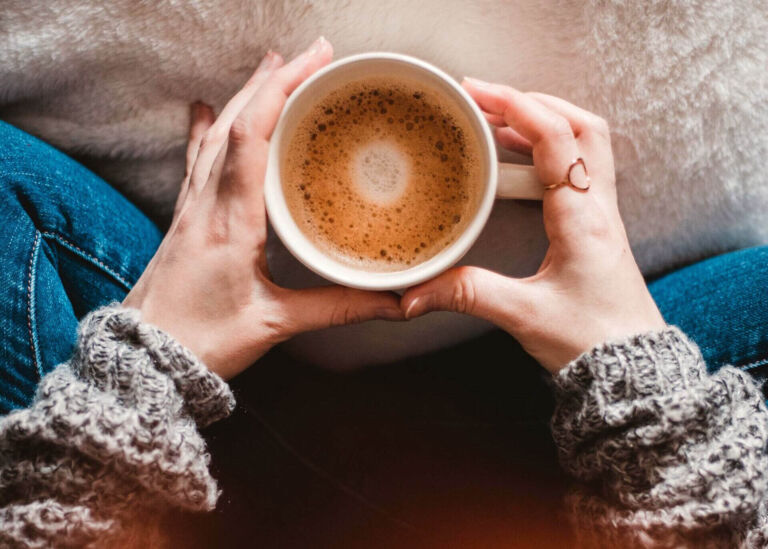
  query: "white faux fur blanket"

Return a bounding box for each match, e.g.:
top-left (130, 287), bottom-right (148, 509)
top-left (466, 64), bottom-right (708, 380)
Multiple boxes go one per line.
top-left (2, 0), bottom-right (767, 367)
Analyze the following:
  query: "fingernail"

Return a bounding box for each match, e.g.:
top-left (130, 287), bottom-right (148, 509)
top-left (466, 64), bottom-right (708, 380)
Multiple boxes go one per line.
top-left (262, 51), bottom-right (274, 68)
top-left (258, 50), bottom-right (279, 70)
top-left (307, 36), bottom-right (326, 56)
top-left (404, 295), bottom-right (432, 320)
top-left (375, 307), bottom-right (405, 321)
top-left (463, 76), bottom-right (491, 88)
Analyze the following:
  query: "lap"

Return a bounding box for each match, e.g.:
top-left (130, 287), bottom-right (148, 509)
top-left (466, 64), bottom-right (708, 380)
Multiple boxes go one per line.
top-left (0, 121), bottom-right (161, 413)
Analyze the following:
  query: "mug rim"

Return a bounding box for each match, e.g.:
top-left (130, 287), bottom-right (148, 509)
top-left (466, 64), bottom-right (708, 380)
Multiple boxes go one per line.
top-left (264, 52), bottom-right (498, 290)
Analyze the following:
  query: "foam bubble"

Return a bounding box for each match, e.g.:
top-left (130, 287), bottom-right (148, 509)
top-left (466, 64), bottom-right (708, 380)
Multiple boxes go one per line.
top-left (351, 140), bottom-right (409, 205)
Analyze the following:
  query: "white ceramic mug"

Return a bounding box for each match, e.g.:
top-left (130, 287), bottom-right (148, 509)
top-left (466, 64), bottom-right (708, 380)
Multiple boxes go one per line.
top-left (265, 52), bottom-right (543, 291)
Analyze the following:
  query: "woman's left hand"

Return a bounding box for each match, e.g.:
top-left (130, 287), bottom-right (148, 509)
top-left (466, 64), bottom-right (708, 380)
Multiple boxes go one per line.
top-left (400, 78), bottom-right (665, 372)
top-left (124, 38), bottom-right (403, 380)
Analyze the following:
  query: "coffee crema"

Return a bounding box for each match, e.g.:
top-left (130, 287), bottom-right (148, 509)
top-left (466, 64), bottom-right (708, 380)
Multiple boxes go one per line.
top-left (282, 76), bottom-right (483, 272)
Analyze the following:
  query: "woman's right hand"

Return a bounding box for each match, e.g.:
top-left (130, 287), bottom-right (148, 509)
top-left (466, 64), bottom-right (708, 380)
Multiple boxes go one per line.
top-left (124, 38), bottom-right (404, 381)
top-left (401, 78), bottom-right (666, 373)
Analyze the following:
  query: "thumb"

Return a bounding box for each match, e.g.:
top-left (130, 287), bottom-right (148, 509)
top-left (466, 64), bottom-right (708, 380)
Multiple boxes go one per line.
top-left (401, 266), bottom-right (530, 330)
top-left (280, 286), bottom-right (404, 334)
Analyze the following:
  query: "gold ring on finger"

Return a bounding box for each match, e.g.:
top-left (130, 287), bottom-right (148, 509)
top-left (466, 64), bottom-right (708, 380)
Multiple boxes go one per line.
top-left (543, 157), bottom-right (591, 192)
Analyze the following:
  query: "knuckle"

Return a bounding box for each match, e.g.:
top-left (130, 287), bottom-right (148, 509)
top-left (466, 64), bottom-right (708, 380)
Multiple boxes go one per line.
top-left (199, 127), bottom-right (224, 151)
top-left (590, 116), bottom-right (610, 138)
top-left (220, 160), bottom-right (239, 184)
top-left (173, 210), bottom-right (193, 234)
top-left (228, 115), bottom-right (253, 144)
top-left (576, 204), bottom-right (615, 242)
top-left (330, 290), bottom-right (361, 326)
top-left (540, 116), bottom-right (574, 145)
top-left (450, 267), bottom-right (478, 314)
top-left (259, 308), bottom-right (290, 343)
top-left (198, 133), bottom-right (213, 151)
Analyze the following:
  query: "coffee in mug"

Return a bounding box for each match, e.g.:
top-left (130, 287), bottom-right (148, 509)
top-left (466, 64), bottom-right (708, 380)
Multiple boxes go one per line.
top-left (265, 53), bottom-right (543, 291)
top-left (282, 76), bottom-right (483, 272)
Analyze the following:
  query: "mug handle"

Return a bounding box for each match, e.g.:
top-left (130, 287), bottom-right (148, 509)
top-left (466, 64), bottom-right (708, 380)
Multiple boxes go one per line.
top-left (496, 162), bottom-right (543, 200)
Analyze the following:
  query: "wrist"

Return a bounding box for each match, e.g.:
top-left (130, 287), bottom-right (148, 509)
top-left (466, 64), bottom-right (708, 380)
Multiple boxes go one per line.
top-left (80, 304), bottom-right (236, 426)
top-left (122, 294), bottom-right (227, 378)
top-left (542, 294), bottom-right (667, 373)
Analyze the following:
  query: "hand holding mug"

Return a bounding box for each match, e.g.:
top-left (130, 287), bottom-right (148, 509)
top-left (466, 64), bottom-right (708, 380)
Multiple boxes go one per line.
top-left (124, 38), bottom-right (403, 381)
top-left (401, 79), bottom-right (666, 372)
top-left (264, 53), bottom-right (545, 291)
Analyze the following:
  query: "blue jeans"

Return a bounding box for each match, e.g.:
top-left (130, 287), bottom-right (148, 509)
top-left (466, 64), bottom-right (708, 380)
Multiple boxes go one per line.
top-left (1, 120), bottom-right (767, 413)
top-left (0, 121), bottom-right (162, 413)
top-left (649, 248), bottom-right (768, 381)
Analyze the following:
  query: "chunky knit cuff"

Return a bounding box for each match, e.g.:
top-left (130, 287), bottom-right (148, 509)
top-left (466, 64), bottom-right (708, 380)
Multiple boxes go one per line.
top-left (0, 304), bottom-right (238, 546)
top-left (553, 326), bottom-right (705, 404)
top-left (549, 326), bottom-right (768, 545)
top-left (75, 304), bottom-right (235, 428)
top-left (549, 326), bottom-right (710, 475)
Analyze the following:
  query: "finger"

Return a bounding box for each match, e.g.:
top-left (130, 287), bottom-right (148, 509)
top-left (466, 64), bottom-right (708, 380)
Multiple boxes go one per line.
top-left (462, 77), bottom-right (585, 185)
top-left (279, 286), bottom-right (404, 333)
top-left (216, 36), bottom-right (333, 205)
top-left (482, 107), bottom-right (533, 154)
top-left (400, 266), bottom-right (532, 333)
top-left (188, 51), bottom-right (284, 194)
top-left (208, 50), bottom-right (284, 141)
top-left (462, 77), bottom-right (595, 240)
top-left (527, 92), bottom-right (609, 141)
top-left (494, 126), bottom-right (532, 155)
top-left (228, 36), bottom-right (333, 146)
top-left (526, 92), bottom-right (616, 201)
top-left (174, 102), bottom-right (215, 217)
top-left (187, 103), bottom-right (216, 169)
top-left (484, 111), bottom-right (506, 126)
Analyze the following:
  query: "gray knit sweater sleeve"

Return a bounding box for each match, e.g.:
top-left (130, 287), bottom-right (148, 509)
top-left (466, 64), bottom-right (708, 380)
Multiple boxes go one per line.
top-left (551, 326), bottom-right (768, 547)
top-left (0, 305), bottom-right (235, 548)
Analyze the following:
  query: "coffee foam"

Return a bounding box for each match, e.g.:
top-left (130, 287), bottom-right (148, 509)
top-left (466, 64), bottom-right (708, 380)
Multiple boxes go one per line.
top-left (351, 139), bottom-right (409, 205)
top-left (282, 76), bottom-right (483, 272)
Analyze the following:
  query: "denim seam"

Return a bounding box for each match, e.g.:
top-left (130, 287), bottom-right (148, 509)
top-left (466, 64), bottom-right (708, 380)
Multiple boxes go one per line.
top-left (742, 358), bottom-right (768, 371)
top-left (27, 231), bottom-right (44, 381)
top-left (41, 231), bottom-right (133, 291)
top-left (6, 171), bottom-right (56, 180)
top-left (6, 170), bottom-right (134, 290)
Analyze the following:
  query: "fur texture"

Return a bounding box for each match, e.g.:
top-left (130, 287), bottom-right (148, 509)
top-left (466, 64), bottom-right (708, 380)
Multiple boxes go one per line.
top-left (1, 0), bottom-right (766, 366)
